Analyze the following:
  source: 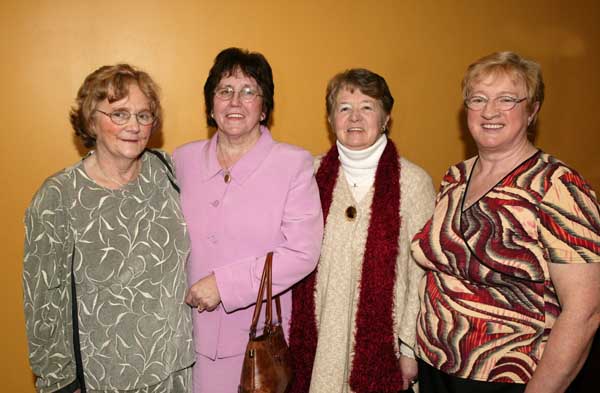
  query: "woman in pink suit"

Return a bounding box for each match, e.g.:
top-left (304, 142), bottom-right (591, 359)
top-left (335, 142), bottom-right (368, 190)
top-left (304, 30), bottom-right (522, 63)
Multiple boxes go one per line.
top-left (173, 47), bottom-right (324, 393)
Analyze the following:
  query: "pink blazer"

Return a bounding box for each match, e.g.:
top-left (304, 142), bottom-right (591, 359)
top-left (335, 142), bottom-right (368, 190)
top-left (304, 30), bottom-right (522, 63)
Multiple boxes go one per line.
top-left (173, 127), bottom-right (323, 359)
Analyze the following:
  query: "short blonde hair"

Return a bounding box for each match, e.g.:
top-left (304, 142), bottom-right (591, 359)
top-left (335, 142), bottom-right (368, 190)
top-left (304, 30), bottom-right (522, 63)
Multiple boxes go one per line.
top-left (462, 51), bottom-right (544, 120)
top-left (70, 64), bottom-right (162, 148)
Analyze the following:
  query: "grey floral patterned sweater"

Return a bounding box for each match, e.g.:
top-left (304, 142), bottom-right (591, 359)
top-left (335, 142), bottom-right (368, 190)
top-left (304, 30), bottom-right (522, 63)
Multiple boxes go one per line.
top-left (23, 150), bottom-right (194, 393)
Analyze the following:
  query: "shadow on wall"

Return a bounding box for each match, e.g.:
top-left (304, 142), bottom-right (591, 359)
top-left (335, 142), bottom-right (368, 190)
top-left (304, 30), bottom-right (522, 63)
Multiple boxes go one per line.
top-left (326, 115), bottom-right (335, 147)
top-left (457, 108), bottom-right (477, 160)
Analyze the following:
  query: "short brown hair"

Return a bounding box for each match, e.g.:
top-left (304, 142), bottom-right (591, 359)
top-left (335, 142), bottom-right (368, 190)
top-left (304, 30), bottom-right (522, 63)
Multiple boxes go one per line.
top-left (70, 64), bottom-right (162, 148)
top-left (462, 51), bottom-right (544, 119)
top-left (204, 48), bottom-right (274, 129)
top-left (325, 68), bottom-right (394, 124)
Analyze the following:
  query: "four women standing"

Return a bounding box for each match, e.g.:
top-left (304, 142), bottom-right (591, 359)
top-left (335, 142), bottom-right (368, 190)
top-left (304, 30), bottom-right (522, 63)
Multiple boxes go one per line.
top-left (24, 50), bottom-right (599, 393)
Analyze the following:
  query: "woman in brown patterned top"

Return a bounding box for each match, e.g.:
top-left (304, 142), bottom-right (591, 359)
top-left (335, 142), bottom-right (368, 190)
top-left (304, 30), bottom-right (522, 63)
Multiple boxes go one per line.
top-left (23, 64), bottom-right (194, 393)
top-left (411, 51), bottom-right (600, 393)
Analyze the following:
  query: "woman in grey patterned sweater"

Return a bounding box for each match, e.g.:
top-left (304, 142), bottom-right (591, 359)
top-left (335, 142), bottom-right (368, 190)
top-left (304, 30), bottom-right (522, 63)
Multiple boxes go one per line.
top-left (23, 64), bottom-right (194, 393)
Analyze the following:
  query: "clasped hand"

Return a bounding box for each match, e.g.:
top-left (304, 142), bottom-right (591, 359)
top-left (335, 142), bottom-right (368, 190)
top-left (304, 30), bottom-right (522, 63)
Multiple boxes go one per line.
top-left (185, 273), bottom-right (221, 312)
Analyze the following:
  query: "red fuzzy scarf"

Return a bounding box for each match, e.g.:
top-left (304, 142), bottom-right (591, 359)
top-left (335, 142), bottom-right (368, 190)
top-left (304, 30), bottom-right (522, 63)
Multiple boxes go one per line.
top-left (289, 140), bottom-right (402, 393)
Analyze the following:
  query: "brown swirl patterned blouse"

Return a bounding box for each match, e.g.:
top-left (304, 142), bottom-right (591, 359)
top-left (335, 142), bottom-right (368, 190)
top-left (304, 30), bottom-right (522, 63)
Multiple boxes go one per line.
top-left (411, 151), bottom-right (600, 383)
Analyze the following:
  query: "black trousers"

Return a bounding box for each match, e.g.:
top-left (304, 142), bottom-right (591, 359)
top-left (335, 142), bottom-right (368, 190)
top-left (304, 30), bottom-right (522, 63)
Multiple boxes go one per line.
top-left (418, 360), bottom-right (526, 393)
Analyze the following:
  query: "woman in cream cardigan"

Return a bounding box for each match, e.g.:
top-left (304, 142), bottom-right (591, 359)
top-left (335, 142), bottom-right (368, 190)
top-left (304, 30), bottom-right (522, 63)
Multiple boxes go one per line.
top-left (290, 68), bottom-right (435, 393)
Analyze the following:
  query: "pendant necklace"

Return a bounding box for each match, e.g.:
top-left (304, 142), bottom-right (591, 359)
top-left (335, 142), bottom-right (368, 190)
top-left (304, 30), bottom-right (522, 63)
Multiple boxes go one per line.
top-left (96, 156), bottom-right (139, 188)
top-left (217, 142), bottom-right (233, 184)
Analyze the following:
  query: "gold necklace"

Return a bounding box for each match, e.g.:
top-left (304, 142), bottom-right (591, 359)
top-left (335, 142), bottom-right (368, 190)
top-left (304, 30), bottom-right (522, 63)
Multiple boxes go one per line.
top-left (96, 157), bottom-right (139, 188)
top-left (217, 143), bottom-right (233, 184)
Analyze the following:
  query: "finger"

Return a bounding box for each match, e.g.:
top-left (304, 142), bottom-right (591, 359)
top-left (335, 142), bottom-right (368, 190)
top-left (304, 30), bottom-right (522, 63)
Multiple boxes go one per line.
top-left (185, 291), bottom-right (194, 307)
top-left (400, 380), bottom-right (409, 391)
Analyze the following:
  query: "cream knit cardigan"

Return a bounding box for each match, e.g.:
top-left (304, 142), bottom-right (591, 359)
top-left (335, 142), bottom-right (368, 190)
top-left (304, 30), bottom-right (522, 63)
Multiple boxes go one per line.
top-left (309, 156), bottom-right (436, 393)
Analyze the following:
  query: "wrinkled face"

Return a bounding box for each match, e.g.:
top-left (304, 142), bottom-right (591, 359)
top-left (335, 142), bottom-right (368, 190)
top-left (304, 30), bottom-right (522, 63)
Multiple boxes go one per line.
top-left (92, 83), bottom-right (152, 162)
top-left (466, 73), bottom-right (538, 153)
top-left (331, 87), bottom-right (389, 150)
top-left (212, 69), bottom-right (264, 138)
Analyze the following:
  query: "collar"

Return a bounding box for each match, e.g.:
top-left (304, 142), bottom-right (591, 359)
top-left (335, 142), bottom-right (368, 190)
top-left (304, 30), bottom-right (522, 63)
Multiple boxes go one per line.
top-left (199, 125), bottom-right (275, 184)
top-left (337, 134), bottom-right (387, 201)
top-left (336, 134), bottom-right (387, 170)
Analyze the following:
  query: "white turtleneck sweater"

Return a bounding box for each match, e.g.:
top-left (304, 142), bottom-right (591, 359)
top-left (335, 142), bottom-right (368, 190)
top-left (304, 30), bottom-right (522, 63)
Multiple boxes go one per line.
top-left (336, 134), bottom-right (387, 203)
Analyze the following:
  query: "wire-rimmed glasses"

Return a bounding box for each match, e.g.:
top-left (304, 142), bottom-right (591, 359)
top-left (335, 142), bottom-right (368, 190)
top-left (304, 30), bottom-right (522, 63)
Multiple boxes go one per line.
top-left (95, 109), bottom-right (155, 126)
top-left (464, 96), bottom-right (527, 111)
top-left (214, 86), bottom-right (262, 102)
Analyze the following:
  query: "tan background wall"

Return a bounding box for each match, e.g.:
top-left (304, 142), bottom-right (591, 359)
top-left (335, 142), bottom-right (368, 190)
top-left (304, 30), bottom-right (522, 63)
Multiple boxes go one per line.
top-left (2, 1), bottom-right (599, 391)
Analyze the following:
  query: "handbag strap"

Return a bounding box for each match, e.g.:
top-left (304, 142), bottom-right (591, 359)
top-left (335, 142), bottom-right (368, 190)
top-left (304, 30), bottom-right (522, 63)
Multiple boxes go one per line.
top-left (70, 245), bottom-right (87, 393)
top-left (62, 173), bottom-right (86, 393)
top-left (250, 252), bottom-right (284, 338)
top-left (268, 255), bottom-right (284, 327)
top-left (145, 149), bottom-right (180, 193)
top-left (265, 253), bottom-right (273, 327)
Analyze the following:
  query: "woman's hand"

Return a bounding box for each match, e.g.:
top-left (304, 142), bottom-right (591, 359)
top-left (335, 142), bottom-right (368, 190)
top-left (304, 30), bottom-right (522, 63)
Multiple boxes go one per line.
top-left (399, 355), bottom-right (418, 391)
top-left (185, 274), bottom-right (221, 312)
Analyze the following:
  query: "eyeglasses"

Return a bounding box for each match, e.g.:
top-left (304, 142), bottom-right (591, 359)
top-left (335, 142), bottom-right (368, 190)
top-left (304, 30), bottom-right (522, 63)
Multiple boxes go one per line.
top-left (464, 96), bottom-right (527, 111)
top-left (95, 109), bottom-right (155, 126)
top-left (214, 86), bottom-right (262, 102)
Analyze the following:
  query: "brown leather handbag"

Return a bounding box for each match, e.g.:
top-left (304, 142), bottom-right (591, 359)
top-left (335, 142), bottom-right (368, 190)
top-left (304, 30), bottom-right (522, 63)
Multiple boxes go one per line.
top-left (239, 252), bottom-right (293, 393)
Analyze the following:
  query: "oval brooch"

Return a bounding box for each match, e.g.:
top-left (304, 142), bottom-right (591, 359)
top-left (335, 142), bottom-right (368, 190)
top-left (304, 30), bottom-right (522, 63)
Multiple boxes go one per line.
top-left (345, 206), bottom-right (357, 221)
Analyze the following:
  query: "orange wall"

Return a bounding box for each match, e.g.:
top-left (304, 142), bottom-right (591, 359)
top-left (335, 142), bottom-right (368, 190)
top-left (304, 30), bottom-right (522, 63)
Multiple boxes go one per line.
top-left (2, 1), bottom-right (599, 391)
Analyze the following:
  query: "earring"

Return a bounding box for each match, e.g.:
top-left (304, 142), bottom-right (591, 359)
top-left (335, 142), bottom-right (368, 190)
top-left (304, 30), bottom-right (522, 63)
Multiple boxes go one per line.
top-left (260, 113), bottom-right (265, 121)
top-left (210, 111), bottom-right (214, 118)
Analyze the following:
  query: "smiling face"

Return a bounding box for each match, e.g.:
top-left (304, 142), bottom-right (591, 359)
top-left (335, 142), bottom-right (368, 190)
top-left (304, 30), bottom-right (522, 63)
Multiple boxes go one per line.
top-left (212, 69), bottom-right (264, 140)
top-left (466, 72), bottom-right (539, 154)
top-left (331, 87), bottom-right (389, 150)
top-left (92, 83), bottom-right (152, 163)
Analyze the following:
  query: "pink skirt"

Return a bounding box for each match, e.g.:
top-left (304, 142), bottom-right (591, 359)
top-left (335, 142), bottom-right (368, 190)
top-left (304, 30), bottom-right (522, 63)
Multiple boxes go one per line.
top-left (193, 352), bottom-right (244, 393)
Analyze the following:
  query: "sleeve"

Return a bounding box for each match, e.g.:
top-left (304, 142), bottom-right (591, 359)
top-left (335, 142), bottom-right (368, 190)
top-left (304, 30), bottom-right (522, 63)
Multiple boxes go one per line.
top-left (23, 183), bottom-right (77, 393)
top-left (397, 165), bottom-right (436, 349)
top-left (436, 162), bottom-right (465, 204)
top-left (214, 151), bottom-right (324, 312)
top-left (538, 170), bottom-right (600, 264)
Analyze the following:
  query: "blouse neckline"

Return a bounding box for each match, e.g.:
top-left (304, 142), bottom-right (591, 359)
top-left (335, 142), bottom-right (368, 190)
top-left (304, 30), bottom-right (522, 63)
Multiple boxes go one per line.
top-left (461, 149), bottom-right (541, 212)
top-left (78, 150), bottom-right (147, 193)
